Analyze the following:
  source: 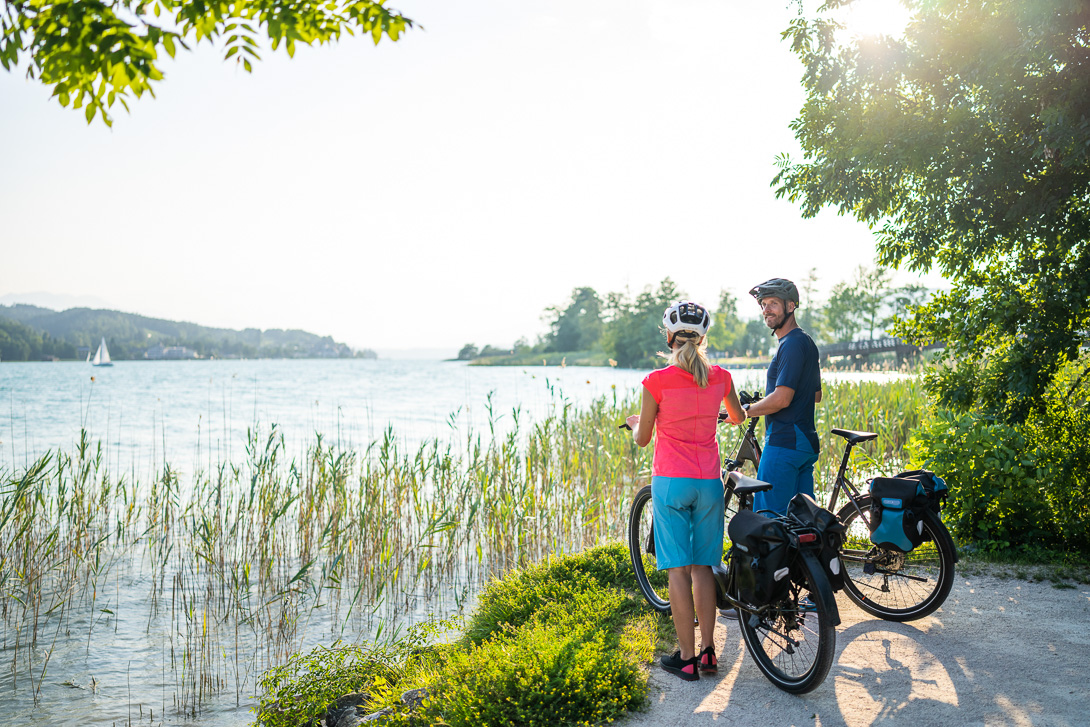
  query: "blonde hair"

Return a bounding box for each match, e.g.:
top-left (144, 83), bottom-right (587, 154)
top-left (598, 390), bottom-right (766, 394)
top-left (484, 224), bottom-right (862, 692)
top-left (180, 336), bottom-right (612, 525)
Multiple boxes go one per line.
top-left (659, 332), bottom-right (711, 388)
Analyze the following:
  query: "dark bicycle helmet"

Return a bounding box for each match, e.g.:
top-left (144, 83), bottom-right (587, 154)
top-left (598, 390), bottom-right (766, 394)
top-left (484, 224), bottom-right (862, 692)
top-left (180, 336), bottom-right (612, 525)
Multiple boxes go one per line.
top-left (748, 278), bottom-right (800, 306)
top-left (662, 301), bottom-right (712, 337)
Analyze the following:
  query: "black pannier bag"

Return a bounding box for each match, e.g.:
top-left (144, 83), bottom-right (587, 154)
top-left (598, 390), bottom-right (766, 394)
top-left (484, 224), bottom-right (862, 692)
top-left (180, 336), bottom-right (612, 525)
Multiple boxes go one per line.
top-left (728, 509), bottom-right (793, 606)
top-left (787, 493), bottom-right (847, 592)
top-left (869, 477), bottom-right (929, 552)
top-left (895, 468), bottom-right (949, 515)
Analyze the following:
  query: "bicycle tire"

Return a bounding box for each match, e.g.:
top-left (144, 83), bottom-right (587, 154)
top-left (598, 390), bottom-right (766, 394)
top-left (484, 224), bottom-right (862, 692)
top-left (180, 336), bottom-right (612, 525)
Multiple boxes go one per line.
top-left (737, 550), bottom-right (836, 694)
top-left (628, 482), bottom-right (740, 614)
top-left (628, 485), bottom-right (671, 613)
top-left (837, 495), bottom-right (956, 621)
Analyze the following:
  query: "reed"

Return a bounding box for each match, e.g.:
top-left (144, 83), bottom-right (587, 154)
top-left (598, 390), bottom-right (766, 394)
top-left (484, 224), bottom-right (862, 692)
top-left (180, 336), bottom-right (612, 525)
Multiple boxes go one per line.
top-left (0, 377), bottom-right (921, 720)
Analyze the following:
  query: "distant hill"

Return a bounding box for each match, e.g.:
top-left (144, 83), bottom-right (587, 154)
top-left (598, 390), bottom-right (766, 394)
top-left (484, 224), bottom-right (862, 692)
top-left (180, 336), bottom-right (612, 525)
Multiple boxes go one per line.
top-left (0, 304), bottom-right (376, 362)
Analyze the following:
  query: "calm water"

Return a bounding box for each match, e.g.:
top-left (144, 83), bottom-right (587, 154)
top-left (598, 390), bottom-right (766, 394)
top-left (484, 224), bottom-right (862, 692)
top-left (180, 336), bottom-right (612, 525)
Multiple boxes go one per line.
top-left (0, 359), bottom-right (663, 478)
top-left (0, 358), bottom-right (897, 726)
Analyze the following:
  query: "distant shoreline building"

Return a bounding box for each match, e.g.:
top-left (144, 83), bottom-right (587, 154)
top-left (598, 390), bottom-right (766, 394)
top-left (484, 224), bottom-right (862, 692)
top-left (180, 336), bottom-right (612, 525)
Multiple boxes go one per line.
top-left (145, 343), bottom-right (200, 360)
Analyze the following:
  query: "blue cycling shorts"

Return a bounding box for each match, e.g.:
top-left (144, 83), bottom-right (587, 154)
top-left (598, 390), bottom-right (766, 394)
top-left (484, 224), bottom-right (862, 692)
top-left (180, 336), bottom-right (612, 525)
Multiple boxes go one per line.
top-left (753, 425), bottom-right (818, 515)
top-left (651, 476), bottom-right (724, 570)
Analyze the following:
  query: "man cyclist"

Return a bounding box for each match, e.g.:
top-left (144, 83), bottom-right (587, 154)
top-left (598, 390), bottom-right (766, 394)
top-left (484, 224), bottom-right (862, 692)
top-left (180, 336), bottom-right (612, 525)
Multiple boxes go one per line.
top-left (743, 278), bottom-right (822, 514)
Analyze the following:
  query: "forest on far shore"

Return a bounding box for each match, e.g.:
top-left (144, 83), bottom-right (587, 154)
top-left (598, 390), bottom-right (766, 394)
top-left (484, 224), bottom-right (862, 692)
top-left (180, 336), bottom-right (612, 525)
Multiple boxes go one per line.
top-left (0, 304), bottom-right (375, 362)
top-left (459, 266), bottom-right (929, 368)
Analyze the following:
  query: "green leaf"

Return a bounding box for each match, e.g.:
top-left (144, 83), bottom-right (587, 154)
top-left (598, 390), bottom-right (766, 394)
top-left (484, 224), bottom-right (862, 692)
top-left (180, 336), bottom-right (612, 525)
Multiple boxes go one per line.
top-left (85, 104), bottom-right (95, 124)
top-left (164, 35), bottom-right (175, 58)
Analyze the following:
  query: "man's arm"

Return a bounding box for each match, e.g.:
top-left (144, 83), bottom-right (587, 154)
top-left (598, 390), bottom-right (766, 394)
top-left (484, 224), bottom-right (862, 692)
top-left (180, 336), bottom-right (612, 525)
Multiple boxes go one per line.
top-left (746, 385), bottom-right (795, 418)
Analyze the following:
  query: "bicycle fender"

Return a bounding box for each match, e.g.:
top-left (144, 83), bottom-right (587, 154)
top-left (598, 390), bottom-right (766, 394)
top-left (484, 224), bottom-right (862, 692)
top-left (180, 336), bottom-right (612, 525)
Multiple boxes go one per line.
top-left (800, 549), bottom-right (841, 627)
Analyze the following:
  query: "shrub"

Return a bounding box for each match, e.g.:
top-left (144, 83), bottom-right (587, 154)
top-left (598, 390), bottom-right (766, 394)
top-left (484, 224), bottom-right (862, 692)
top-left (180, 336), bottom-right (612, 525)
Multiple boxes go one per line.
top-left (910, 359), bottom-right (1090, 553)
top-left (256, 543), bottom-right (664, 727)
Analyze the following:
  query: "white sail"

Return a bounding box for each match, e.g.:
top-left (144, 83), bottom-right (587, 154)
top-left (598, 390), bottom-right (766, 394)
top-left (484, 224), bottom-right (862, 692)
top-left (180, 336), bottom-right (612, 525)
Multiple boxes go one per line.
top-left (92, 337), bottom-right (113, 366)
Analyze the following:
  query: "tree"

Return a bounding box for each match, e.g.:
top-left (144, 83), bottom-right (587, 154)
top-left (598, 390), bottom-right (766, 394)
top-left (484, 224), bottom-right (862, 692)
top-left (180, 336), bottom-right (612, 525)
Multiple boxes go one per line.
top-left (741, 318), bottom-right (774, 358)
top-left (456, 343), bottom-right (478, 361)
top-left (775, 0), bottom-right (1090, 422)
top-left (601, 278), bottom-right (682, 368)
top-left (543, 287), bottom-right (603, 353)
top-left (794, 266), bottom-right (825, 340)
top-left (855, 265), bottom-right (893, 340)
top-left (706, 289), bottom-right (745, 354)
top-left (823, 281), bottom-right (864, 344)
top-left (1, 0), bottom-right (413, 125)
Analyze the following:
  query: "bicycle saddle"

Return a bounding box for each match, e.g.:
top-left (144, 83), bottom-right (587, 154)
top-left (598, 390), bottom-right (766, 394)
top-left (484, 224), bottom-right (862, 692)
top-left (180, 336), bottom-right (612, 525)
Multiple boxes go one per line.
top-left (727, 471), bottom-right (773, 494)
top-left (831, 428), bottom-right (878, 444)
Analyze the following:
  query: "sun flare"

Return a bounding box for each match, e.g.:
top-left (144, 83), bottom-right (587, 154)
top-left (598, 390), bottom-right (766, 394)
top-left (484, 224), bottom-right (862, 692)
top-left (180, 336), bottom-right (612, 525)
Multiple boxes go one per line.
top-left (836, 0), bottom-right (914, 39)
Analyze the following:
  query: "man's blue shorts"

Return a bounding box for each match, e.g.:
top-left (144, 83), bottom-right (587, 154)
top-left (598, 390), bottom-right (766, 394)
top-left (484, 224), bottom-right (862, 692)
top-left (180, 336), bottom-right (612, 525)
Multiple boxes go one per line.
top-left (753, 425), bottom-right (819, 515)
top-left (651, 476), bottom-right (724, 570)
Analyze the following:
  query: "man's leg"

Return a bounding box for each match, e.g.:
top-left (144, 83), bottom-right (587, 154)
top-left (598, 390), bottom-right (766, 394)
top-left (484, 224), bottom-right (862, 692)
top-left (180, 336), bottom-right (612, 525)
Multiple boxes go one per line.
top-left (754, 444), bottom-right (802, 514)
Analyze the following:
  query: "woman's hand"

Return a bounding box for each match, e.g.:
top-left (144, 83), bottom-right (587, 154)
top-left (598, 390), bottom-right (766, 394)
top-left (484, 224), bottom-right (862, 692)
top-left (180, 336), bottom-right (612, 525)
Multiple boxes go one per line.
top-left (625, 414), bottom-right (640, 430)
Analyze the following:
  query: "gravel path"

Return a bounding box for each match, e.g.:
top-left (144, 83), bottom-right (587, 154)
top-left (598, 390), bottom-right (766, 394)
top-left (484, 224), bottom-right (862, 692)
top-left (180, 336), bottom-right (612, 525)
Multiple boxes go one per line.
top-left (624, 570), bottom-right (1090, 726)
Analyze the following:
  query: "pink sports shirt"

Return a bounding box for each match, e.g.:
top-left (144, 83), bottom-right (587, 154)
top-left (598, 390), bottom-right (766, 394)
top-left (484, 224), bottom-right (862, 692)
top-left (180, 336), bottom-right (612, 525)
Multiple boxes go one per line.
top-left (642, 364), bottom-right (732, 479)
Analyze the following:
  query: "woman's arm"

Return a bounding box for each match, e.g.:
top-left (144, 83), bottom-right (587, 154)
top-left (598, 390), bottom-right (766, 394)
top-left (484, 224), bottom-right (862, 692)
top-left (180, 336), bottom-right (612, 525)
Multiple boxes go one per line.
top-left (722, 379), bottom-right (746, 425)
top-left (624, 387), bottom-right (658, 447)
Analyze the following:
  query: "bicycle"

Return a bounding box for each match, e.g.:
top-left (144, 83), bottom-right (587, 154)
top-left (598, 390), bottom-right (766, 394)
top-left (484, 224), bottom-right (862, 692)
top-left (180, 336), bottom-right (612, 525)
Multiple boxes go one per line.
top-left (625, 403), bottom-right (840, 694)
top-left (708, 393), bottom-right (958, 622)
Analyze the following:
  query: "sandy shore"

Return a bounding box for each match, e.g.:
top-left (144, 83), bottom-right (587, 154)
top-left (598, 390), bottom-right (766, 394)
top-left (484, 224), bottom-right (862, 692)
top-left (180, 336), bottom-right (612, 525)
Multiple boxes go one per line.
top-left (624, 570), bottom-right (1090, 726)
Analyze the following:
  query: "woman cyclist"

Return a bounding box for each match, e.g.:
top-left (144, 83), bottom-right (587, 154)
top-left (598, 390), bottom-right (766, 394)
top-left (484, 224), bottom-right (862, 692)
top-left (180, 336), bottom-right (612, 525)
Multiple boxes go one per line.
top-left (626, 301), bottom-right (747, 681)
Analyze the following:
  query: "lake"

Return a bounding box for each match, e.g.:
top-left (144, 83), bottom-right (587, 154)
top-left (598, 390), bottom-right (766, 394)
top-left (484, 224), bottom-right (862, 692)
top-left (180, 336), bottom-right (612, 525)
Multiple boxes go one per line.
top-left (0, 358), bottom-right (902, 726)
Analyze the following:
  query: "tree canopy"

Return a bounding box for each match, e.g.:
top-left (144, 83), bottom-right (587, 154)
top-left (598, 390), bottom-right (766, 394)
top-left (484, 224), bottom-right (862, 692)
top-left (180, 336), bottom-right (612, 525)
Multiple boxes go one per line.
top-left (1, 0), bottom-right (413, 125)
top-left (775, 0), bottom-right (1090, 422)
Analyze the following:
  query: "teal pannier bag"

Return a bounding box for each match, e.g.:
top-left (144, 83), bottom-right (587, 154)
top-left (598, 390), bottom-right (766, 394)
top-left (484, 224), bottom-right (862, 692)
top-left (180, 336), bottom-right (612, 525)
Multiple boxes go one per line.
top-left (869, 477), bottom-right (928, 552)
top-left (895, 469), bottom-right (949, 515)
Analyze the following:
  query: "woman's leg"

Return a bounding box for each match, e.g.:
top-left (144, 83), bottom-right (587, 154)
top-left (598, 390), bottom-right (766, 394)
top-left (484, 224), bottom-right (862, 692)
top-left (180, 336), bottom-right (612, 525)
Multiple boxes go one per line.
top-left (668, 565), bottom-right (695, 659)
top-left (691, 565), bottom-right (716, 648)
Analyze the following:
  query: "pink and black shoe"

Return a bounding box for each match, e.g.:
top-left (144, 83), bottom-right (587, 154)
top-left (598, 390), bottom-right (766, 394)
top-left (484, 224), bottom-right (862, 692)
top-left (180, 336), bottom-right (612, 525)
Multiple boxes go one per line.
top-left (661, 651), bottom-right (700, 681)
top-left (697, 645), bottom-right (718, 673)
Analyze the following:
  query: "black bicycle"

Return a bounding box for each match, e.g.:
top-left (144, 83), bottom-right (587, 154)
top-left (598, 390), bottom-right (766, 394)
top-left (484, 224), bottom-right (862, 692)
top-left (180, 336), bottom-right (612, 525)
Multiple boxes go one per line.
top-left (625, 402), bottom-right (840, 694)
top-left (822, 428), bottom-right (957, 621)
top-left (697, 394), bottom-right (958, 622)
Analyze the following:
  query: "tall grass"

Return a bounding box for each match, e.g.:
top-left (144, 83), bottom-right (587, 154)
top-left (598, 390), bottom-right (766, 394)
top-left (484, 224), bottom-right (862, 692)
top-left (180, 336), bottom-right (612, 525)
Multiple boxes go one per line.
top-left (0, 378), bottom-right (922, 720)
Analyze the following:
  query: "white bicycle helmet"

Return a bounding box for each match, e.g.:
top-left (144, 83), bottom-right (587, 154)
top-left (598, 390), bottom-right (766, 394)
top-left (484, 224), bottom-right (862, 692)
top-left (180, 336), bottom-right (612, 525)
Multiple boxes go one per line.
top-left (662, 301), bottom-right (712, 337)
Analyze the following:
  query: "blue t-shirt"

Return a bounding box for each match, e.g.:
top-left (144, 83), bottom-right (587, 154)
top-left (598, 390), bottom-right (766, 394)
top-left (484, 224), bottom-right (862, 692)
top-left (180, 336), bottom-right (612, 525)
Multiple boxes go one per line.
top-left (764, 328), bottom-right (821, 452)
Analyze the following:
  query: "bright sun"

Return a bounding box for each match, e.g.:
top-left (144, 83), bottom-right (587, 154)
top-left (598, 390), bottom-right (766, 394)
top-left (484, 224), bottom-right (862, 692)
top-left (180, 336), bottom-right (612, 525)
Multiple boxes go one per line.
top-left (835, 0), bottom-right (914, 39)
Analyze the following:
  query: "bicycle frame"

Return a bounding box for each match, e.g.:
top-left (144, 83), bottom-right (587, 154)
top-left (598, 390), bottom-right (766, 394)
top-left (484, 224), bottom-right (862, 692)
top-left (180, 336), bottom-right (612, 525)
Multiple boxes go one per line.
top-left (724, 417), bottom-right (869, 521)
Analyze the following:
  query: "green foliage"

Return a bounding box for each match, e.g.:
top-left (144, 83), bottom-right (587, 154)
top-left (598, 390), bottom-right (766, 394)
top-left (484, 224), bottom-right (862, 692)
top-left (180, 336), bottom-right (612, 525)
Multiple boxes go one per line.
top-left (415, 543), bottom-right (656, 727)
top-left (544, 287), bottom-right (604, 354)
top-left (0, 317), bottom-right (76, 361)
top-left (910, 357), bottom-right (1090, 552)
top-left (775, 0), bottom-right (1090, 423)
top-left (909, 409), bottom-right (1050, 551)
top-left (255, 544), bottom-right (661, 727)
top-left (599, 279), bottom-right (681, 368)
top-left (1, 0), bottom-right (413, 125)
top-left (0, 304), bottom-right (367, 360)
top-left (256, 639), bottom-right (403, 726)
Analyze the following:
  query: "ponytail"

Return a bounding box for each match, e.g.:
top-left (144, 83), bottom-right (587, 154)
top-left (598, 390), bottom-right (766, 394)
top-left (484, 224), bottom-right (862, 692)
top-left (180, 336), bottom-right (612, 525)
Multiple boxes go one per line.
top-left (659, 333), bottom-right (711, 388)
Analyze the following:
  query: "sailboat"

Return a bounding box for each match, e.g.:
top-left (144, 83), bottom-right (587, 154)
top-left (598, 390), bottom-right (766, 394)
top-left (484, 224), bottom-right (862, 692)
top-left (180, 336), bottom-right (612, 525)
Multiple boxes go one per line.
top-left (91, 337), bottom-right (113, 367)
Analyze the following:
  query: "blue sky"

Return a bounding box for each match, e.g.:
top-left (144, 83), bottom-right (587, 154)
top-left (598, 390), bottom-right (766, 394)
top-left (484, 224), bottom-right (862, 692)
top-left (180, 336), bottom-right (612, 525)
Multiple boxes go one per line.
top-left (0, 0), bottom-right (928, 354)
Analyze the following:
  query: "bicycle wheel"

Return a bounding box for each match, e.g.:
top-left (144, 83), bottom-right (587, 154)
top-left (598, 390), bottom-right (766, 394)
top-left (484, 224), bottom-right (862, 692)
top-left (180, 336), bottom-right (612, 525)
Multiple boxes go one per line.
top-left (628, 485), bottom-right (671, 613)
top-left (837, 495), bottom-right (956, 621)
top-left (737, 551), bottom-right (836, 694)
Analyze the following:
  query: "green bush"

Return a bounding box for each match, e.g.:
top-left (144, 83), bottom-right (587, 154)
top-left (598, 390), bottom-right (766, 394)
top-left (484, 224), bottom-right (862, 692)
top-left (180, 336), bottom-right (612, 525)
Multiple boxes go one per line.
top-left (255, 543), bottom-right (665, 727)
top-left (909, 409), bottom-right (1052, 550)
top-left (910, 361), bottom-right (1090, 553)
